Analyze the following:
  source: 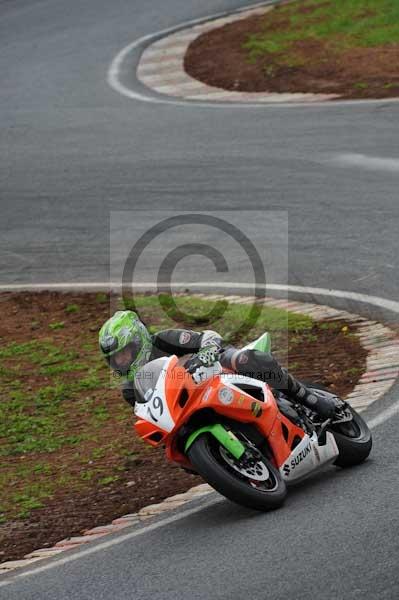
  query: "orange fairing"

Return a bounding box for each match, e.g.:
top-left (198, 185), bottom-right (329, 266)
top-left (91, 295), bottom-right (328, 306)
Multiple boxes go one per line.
top-left (134, 418), bottom-right (166, 447)
top-left (134, 356), bottom-right (307, 469)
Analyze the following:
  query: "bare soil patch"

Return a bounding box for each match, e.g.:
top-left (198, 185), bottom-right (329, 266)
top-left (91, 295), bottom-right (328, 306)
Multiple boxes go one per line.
top-left (184, 11), bottom-right (399, 99)
top-left (0, 292), bottom-right (366, 563)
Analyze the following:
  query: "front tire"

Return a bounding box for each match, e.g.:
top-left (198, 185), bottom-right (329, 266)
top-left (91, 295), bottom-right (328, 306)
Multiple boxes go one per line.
top-left (330, 406), bottom-right (372, 468)
top-left (187, 432), bottom-right (287, 511)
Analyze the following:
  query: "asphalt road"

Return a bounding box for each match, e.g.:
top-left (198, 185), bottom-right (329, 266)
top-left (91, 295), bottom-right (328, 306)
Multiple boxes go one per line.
top-left (1, 0), bottom-right (399, 598)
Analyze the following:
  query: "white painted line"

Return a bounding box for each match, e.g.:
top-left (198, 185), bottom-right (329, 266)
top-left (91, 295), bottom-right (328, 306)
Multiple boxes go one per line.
top-left (267, 284), bottom-right (399, 315)
top-left (0, 496), bottom-right (222, 585)
top-left (331, 153), bottom-right (399, 172)
top-left (369, 399), bottom-right (399, 429)
top-left (3, 282), bottom-right (399, 316)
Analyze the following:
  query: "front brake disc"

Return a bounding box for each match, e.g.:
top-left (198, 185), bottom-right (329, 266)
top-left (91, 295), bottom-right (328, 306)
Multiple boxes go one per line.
top-left (219, 447), bottom-right (270, 481)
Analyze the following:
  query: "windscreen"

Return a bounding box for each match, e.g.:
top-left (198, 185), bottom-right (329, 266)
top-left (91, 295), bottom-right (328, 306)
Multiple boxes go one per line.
top-left (134, 357), bottom-right (170, 403)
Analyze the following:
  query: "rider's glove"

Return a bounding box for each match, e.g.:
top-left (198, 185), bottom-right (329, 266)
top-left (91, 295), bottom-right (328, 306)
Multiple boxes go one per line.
top-left (197, 344), bottom-right (221, 366)
top-left (122, 384), bottom-right (136, 409)
top-left (185, 344), bottom-right (221, 384)
top-left (305, 390), bottom-right (345, 420)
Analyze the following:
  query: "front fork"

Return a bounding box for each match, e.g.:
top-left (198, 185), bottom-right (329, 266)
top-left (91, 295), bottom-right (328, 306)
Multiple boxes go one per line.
top-left (184, 423), bottom-right (269, 473)
top-left (185, 423), bottom-right (246, 460)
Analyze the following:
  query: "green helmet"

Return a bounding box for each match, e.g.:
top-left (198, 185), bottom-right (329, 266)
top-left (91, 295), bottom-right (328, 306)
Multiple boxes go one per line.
top-left (99, 310), bottom-right (152, 380)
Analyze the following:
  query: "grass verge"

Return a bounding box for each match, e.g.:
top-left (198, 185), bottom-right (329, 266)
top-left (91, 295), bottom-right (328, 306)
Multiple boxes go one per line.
top-left (244, 0), bottom-right (399, 61)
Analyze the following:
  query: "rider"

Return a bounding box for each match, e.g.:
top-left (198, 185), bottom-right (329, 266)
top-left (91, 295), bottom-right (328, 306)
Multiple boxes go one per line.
top-left (99, 310), bottom-right (342, 419)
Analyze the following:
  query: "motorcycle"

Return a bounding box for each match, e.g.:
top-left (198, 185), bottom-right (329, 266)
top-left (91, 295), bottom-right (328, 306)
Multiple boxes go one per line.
top-left (133, 332), bottom-right (372, 511)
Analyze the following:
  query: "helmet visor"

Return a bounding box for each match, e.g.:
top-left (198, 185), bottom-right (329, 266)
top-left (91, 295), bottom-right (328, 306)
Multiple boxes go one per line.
top-left (108, 341), bottom-right (141, 374)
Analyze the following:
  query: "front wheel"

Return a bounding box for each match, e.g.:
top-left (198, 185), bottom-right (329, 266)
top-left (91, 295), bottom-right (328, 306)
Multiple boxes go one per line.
top-left (187, 431), bottom-right (287, 511)
top-left (329, 406), bottom-right (372, 468)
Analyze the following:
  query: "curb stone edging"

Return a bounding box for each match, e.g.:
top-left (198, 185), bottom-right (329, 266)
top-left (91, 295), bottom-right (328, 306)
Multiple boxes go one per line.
top-left (137, 1), bottom-right (340, 104)
top-left (1, 294), bottom-right (398, 574)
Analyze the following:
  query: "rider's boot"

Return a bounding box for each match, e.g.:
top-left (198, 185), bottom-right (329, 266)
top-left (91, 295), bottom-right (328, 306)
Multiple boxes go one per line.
top-left (222, 348), bottom-right (341, 420)
top-left (283, 370), bottom-right (342, 420)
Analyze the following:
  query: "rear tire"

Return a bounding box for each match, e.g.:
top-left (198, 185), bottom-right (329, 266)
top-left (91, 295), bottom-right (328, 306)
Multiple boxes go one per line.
top-left (187, 432), bottom-right (287, 511)
top-left (303, 383), bottom-right (373, 468)
top-left (330, 406), bottom-right (372, 468)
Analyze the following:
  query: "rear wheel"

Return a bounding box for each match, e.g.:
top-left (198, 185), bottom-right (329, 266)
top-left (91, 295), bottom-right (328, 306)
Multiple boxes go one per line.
top-left (304, 382), bottom-right (372, 467)
top-left (329, 406), bottom-right (372, 467)
top-left (187, 428), bottom-right (286, 511)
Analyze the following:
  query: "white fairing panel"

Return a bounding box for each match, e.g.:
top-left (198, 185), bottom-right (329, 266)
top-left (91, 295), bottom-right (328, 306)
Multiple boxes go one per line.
top-left (134, 356), bottom-right (176, 433)
top-left (220, 373), bottom-right (269, 398)
top-left (280, 431), bottom-right (339, 482)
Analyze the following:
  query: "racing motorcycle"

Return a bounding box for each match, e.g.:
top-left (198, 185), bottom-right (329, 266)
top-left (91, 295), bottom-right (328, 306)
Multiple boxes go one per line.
top-left (133, 332), bottom-right (372, 511)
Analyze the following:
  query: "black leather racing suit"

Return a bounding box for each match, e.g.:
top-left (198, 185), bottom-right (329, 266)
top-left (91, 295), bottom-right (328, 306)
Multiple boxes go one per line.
top-left (122, 328), bottom-right (318, 413)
